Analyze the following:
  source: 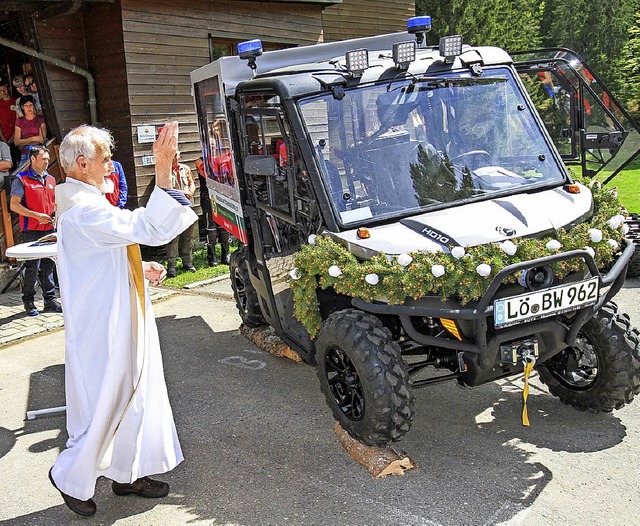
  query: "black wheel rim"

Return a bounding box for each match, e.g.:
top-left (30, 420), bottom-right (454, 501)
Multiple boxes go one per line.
top-left (233, 267), bottom-right (248, 313)
top-left (546, 332), bottom-right (599, 389)
top-left (324, 347), bottom-right (365, 421)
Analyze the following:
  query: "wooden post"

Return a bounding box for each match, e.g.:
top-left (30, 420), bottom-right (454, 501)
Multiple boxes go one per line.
top-left (0, 188), bottom-right (14, 260)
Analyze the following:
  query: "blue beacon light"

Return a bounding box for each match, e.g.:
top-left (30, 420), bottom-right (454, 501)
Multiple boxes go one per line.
top-left (407, 16), bottom-right (432, 34)
top-left (238, 39), bottom-right (263, 74)
top-left (407, 16), bottom-right (432, 48)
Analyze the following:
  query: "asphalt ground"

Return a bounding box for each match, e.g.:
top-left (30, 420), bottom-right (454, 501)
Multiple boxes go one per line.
top-left (0, 279), bottom-right (638, 526)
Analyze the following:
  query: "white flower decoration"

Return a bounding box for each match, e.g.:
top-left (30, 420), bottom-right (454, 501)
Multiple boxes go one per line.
top-left (622, 224), bottom-right (630, 235)
top-left (476, 264), bottom-right (492, 277)
top-left (500, 240), bottom-right (517, 256)
top-left (451, 246), bottom-right (466, 259)
top-left (328, 265), bottom-right (342, 277)
top-left (365, 273), bottom-right (379, 285)
top-left (546, 239), bottom-right (562, 251)
top-left (608, 216), bottom-right (623, 230)
top-left (588, 228), bottom-right (603, 243)
top-left (308, 234), bottom-right (317, 245)
top-left (289, 268), bottom-right (301, 280)
top-left (584, 246), bottom-right (595, 258)
top-left (607, 239), bottom-right (619, 250)
top-left (431, 264), bottom-right (445, 278)
top-left (397, 253), bottom-right (413, 267)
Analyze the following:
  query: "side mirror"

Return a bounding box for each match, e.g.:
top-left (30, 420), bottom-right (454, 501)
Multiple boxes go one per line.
top-left (244, 155), bottom-right (278, 176)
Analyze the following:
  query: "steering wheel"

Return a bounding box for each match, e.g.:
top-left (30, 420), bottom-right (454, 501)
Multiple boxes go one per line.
top-left (451, 150), bottom-right (492, 170)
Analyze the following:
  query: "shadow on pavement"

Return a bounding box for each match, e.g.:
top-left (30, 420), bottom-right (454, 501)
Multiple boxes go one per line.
top-left (0, 312), bottom-right (629, 526)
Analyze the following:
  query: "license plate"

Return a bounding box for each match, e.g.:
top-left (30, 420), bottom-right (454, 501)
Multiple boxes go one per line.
top-left (494, 277), bottom-right (599, 328)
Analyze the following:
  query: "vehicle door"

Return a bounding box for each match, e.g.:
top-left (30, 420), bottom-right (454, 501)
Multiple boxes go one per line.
top-left (512, 48), bottom-right (640, 184)
top-left (234, 90), bottom-right (321, 356)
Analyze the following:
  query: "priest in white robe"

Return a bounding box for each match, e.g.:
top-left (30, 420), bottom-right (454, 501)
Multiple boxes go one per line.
top-left (48, 122), bottom-right (198, 516)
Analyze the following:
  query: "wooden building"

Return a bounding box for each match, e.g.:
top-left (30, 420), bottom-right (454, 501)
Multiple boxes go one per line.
top-left (0, 0), bottom-right (414, 271)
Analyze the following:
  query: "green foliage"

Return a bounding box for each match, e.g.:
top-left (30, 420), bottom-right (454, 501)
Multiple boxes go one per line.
top-left (290, 185), bottom-right (627, 337)
top-left (620, 9), bottom-right (640, 110)
top-left (159, 244), bottom-right (235, 288)
top-left (598, 166), bottom-right (640, 213)
top-left (416, 0), bottom-right (638, 108)
top-left (540, 0), bottom-right (635, 94)
top-left (416, 0), bottom-right (542, 50)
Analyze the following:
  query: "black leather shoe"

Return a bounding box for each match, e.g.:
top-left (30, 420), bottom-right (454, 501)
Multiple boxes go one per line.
top-left (183, 264), bottom-right (197, 272)
top-left (112, 477), bottom-right (170, 498)
top-left (48, 468), bottom-right (97, 517)
top-left (43, 299), bottom-right (63, 313)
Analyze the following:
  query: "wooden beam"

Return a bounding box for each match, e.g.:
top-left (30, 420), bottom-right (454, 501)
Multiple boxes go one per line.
top-left (0, 188), bottom-right (15, 259)
top-left (333, 422), bottom-right (416, 478)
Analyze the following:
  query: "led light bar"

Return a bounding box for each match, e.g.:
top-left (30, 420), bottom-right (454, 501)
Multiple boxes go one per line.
top-left (392, 41), bottom-right (416, 70)
top-left (439, 35), bottom-right (463, 63)
top-left (345, 48), bottom-right (369, 76)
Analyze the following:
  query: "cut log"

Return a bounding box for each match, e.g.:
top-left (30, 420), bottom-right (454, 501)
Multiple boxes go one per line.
top-left (240, 324), bottom-right (303, 363)
top-left (333, 422), bottom-right (416, 478)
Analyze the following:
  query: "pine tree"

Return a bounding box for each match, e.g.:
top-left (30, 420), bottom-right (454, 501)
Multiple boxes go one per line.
top-left (541, 0), bottom-right (635, 93)
top-left (620, 8), bottom-right (640, 112)
top-left (415, 0), bottom-right (541, 50)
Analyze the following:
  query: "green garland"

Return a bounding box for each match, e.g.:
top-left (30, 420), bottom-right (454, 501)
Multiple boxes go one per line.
top-left (290, 183), bottom-right (627, 337)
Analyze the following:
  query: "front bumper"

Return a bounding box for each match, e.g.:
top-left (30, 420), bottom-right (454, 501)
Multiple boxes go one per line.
top-left (352, 239), bottom-right (635, 368)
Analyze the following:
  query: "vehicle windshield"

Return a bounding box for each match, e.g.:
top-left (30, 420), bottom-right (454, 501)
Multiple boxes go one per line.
top-left (298, 67), bottom-right (567, 225)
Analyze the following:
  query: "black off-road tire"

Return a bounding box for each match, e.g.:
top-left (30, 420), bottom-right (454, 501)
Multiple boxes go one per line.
top-left (538, 303), bottom-right (640, 412)
top-left (316, 309), bottom-right (414, 446)
top-left (625, 214), bottom-right (640, 278)
top-left (229, 247), bottom-right (266, 328)
top-left (627, 248), bottom-right (640, 279)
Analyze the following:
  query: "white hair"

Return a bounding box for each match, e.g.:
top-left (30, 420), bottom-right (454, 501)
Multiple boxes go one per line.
top-left (59, 125), bottom-right (115, 173)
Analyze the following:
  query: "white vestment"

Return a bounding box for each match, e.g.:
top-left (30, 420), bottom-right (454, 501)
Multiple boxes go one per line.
top-left (51, 178), bottom-right (198, 500)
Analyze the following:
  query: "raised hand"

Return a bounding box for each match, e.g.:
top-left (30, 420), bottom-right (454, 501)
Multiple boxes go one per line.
top-left (153, 122), bottom-right (179, 189)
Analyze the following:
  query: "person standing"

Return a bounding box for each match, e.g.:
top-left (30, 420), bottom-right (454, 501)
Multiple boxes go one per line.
top-left (49, 122), bottom-right (197, 516)
top-left (13, 95), bottom-right (46, 165)
top-left (9, 146), bottom-right (60, 316)
top-left (0, 139), bottom-right (12, 177)
top-left (165, 151), bottom-right (197, 276)
top-left (103, 160), bottom-right (128, 209)
top-left (0, 82), bottom-right (17, 148)
top-left (23, 75), bottom-right (43, 115)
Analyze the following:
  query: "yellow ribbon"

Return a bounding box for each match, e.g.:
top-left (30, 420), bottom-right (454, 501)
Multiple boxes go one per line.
top-left (126, 244), bottom-right (145, 318)
top-left (522, 361), bottom-right (535, 427)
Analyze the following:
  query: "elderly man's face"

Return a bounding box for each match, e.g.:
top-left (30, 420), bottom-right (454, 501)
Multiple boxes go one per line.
top-left (87, 149), bottom-right (112, 184)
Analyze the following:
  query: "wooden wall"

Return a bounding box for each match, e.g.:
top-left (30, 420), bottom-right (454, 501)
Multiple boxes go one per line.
top-left (321, 0), bottom-right (414, 42)
top-left (33, 14), bottom-right (92, 142)
top-left (83, 2), bottom-right (135, 205)
top-left (119, 0), bottom-right (325, 206)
